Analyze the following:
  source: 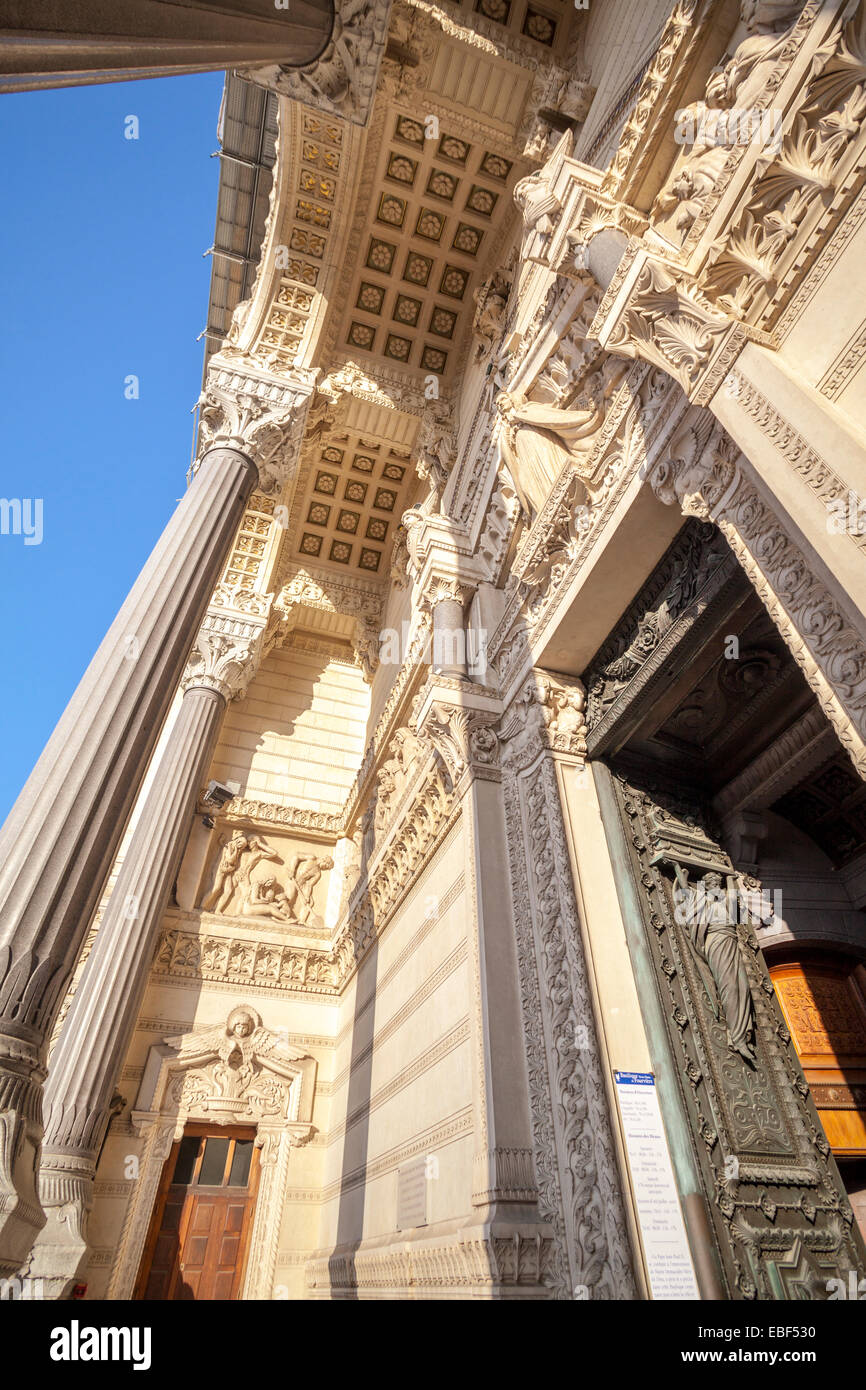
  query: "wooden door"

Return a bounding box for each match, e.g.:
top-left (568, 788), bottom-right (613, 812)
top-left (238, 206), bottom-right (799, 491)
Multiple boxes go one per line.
top-left (135, 1126), bottom-right (261, 1300)
top-left (770, 957), bottom-right (866, 1155)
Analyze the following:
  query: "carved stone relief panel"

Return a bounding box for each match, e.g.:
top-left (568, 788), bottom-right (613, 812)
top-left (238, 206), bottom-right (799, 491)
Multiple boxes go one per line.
top-left (199, 828), bottom-right (334, 930)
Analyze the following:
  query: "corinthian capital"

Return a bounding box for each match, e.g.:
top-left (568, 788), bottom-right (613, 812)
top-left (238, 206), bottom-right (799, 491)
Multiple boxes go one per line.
top-left (182, 593), bottom-right (274, 703)
top-left (413, 678), bottom-right (502, 786)
top-left (196, 361), bottom-right (317, 494)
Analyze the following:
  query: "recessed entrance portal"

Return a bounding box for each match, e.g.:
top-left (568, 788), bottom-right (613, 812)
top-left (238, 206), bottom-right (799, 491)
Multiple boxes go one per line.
top-left (135, 1125), bottom-right (261, 1300)
top-left (584, 519), bottom-right (866, 1295)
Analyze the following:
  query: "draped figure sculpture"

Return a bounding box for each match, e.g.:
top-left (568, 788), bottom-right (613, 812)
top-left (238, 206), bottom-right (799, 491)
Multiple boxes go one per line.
top-left (674, 866), bottom-right (757, 1063)
top-left (496, 390), bottom-right (603, 521)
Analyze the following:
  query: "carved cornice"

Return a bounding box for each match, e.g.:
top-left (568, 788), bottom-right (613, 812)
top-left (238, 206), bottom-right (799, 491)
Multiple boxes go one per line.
top-left (341, 613), bottom-right (432, 829)
top-left (488, 362), bottom-right (687, 696)
top-left (602, 0), bottom-right (710, 198)
top-left (222, 799), bottom-right (343, 837)
top-left (337, 755), bottom-right (461, 980)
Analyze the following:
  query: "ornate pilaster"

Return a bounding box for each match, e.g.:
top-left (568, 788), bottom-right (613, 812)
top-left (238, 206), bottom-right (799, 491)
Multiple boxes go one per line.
top-left (412, 678), bottom-right (555, 1285)
top-left (499, 669), bottom-right (638, 1299)
top-left (0, 362), bottom-right (311, 1274)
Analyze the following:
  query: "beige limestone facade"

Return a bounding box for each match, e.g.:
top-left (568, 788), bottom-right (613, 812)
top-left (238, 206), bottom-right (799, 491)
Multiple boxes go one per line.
top-left (5, 0), bottom-right (866, 1302)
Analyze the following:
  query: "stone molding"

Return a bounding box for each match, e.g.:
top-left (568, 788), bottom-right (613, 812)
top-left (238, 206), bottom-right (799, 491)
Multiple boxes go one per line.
top-left (306, 1227), bottom-right (555, 1298)
top-left (646, 421), bottom-right (866, 775)
top-left (153, 926), bottom-right (338, 995)
top-left (106, 1006), bottom-right (315, 1300)
top-left (723, 369), bottom-right (866, 560)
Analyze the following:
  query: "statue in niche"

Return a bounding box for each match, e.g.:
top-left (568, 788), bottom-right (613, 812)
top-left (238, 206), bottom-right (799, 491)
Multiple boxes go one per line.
top-left (673, 865), bottom-right (757, 1063)
top-left (414, 399), bottom-right (456, 515)
top-left (201, 832), bottom-right (279, 914)
top-left (496, 390), bottom-right (604, 520)
top-left (472, 264), bottom-right (513, 362)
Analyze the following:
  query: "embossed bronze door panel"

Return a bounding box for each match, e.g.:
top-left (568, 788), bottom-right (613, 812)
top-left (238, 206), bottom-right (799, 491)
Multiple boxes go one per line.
top-left (604, 770), bottom-right (866, 1299)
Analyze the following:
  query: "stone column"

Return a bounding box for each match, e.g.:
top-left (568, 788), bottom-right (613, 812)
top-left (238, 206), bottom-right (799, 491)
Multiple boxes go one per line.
top-left (0, 363), bottom-right (310, 1272)
top-left (431, 597), bottom-right (468, 679)
top-left (0, 0), bottom-right (334, 92)
top-left (25, 603), bottom-right (269, 1297)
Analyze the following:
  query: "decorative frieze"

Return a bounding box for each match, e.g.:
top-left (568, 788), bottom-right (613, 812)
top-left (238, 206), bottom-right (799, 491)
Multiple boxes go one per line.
top-left (153, 927), bottom-right (338, 995)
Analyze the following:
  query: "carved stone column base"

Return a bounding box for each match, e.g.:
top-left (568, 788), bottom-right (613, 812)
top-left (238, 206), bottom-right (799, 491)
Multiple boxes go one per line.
top-left (0, 1054), bottom-right (44, 1275)
top-left (20, 1156), bottom-right (95, 1300)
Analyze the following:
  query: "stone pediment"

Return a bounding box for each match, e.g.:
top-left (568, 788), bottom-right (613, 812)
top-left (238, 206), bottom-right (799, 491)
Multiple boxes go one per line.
top-left (134, 1005), bottom-right (316, 1139)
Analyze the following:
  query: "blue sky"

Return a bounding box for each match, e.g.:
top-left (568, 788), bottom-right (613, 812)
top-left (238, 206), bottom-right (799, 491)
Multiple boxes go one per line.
top-left (0, 72), bottom-right (224, 822)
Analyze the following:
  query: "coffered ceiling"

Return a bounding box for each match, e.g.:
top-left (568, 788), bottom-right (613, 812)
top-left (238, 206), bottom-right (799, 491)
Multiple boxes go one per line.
top-left (294, 427), bottom-right (414, 577)
top-left (337, 111), bottom-right (518, 384)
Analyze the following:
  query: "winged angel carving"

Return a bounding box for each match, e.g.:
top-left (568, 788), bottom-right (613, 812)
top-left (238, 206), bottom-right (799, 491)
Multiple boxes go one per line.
top-left (166, 1006), bottom-right (307, 1120)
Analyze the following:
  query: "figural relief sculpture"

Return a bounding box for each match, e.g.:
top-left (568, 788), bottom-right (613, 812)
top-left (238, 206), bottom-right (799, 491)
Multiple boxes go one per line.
top-left (496, 391), bottom-right (604, 520)
top-left (673, 864), bottom-right (758, 1063)
top-left (201, 830), bottom-right (332, 926)
top-left (652, 0), bottom-right (803, 239)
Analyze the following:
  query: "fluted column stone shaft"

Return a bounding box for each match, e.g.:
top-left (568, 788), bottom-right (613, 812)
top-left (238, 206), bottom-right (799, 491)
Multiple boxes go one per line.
top-left (28, 682), bottom-right (228, 1296)
top-left (0, 444), bottom-right (256, 1271)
